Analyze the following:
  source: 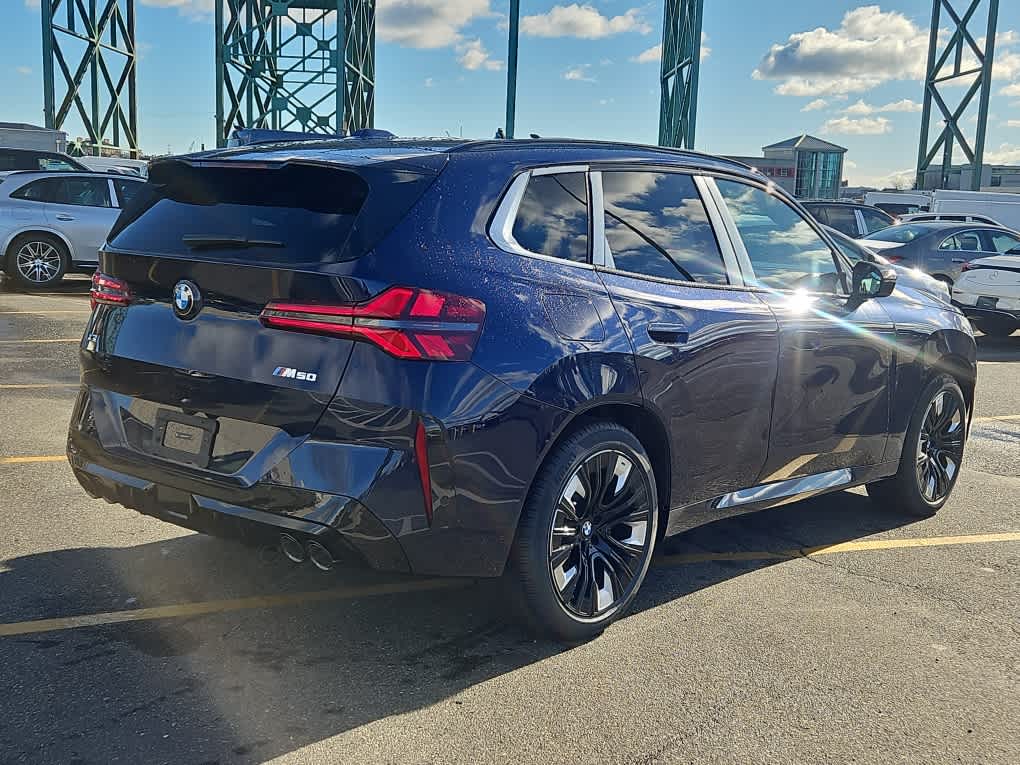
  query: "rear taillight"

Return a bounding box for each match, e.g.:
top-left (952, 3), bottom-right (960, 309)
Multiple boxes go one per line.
top-left (259, 286), bottom-right (486, 361)
top-left (90, 272), bottom-right (132, 310)
top-left (961, 262), bottom-right (974, 272)
top-left (883, 254), bottom-right (904, 264)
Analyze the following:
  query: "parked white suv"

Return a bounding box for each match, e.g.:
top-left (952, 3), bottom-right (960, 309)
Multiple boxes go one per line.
top-left (0, 171), bottom-right (143, 288)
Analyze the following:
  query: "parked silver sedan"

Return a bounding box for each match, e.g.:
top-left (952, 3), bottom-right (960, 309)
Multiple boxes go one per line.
top-left (0, 171), bottom-right (144, 288)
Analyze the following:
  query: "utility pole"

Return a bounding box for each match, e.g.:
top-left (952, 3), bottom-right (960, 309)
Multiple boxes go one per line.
top-left (505, 0), bottom-right (520, 139)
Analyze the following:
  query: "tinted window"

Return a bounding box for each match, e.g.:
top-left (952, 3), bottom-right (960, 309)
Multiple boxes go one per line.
top-left (989, 231), bottom-right (1020, 254)
top-left (11, 178), bottom-right (65, 202)
top-left (859, 207), bottom-right (893, 234)
top-left (113, 179), bottom-right (142, 207)
top-left (716, 179), bottom-right (842, 293)
top-left (602, 171), bottom-right (726, 284)
top-left (109, 161), bottom-right (414, 264)
top-left (0, 151), bottom-right (83, 172)
top-left (803, 205), bottom-right (829, 225)
top-left (938, 235), bottom-right (959, 251)
top-left (865, 224), bottom-right (933, 243)
top-left (826, 228), bottom-right (871, 264)
top-left (59, 177), bottom-right (112, 207)
top-left (512, 173), bottom-right (589, 263)
top-left (820, 206), bottom-right (859, 237)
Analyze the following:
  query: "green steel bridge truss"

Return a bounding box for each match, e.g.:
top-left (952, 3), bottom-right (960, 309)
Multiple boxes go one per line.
top-left (41, 0), bottom-right (139, 157)
top-left (215, 0), bottom-right (375, 145)
top-left (916, 0), bottom-right (999, 191)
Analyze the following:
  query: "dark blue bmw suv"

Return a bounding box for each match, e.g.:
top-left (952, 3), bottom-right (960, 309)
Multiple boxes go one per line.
top-left (68, 138), bottom-right (976, 641)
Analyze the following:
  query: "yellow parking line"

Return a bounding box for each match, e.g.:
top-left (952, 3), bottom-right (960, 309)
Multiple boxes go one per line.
top-left (0, 383), bottom-right (78, 389)
top-left (0, 532), bottom-right (1016, 638)
top-left (0, 310), bottom-right (90, 315)
top-left (0, 455), bottom-right (66, 465)
top-left (0, 338), bottom-right (79, 344)
top-left (973, 414), bottom-right (1020, 423)
top-left (657, 531), bottom-right (1020, 566)
top-left (0, 579), bottom-right (467, 638)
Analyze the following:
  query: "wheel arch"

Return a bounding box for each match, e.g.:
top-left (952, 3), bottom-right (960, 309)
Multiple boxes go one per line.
top-left (2, 227), bottom-right (75, 266)
top-left (525, 400), bottom-right (672, 542)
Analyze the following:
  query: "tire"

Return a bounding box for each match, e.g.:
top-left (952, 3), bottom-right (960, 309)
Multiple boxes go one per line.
top-left (975, 320), bottom-right (1017, 338)
top-left (5, 233), bottom-right (68, 289)
top-left (867, 375), bottom-right (967, 516)
top-left (507, 422), bottom-right (659, 643)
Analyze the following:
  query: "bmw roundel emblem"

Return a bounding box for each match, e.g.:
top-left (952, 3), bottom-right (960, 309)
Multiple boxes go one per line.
top-left (172, 280), bottom-right (202, 319)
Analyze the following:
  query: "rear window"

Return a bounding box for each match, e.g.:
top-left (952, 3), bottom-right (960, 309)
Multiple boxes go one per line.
top-left (864, 224), bottom-right (933, 243)
top-left (108, 159), bottom-right (441, 264)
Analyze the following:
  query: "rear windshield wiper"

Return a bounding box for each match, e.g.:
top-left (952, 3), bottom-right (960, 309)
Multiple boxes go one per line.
top-left (182, 235), bottom-right (285, 250)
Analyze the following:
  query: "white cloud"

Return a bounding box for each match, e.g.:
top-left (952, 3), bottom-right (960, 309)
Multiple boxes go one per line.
top-left (139, 0), bottom-right (214, 19)
top-left (753, 5), bottom-right (929, 96)
top-left (1005, 120), bottom-right (1020, 129)
top-left (844, 159), bottom-right (858, 170)
top-left (632, 33), bottom-right (710, 64)
top-left (456, 38), bottom-right (502, 71)
top-left (821, 116), bottom-right (892, 135)
top-left (521, 4), bottom-right (650, 39)
top-left (1001, 82), bottom-right (1020, 97)
top-left (378, 0), bottom-right (495, 49)
top-left (563, 65), bottom-right (596, 82)
top-left (986, 144), bottom-right (1020, 164)
top-left (424, 77), bottom-right (434, 88)
top-left (16, 66), bottom-right (32, 75)
top-left (844, 98), bottom-right (922, 115)
top-left (878, 98), bottom-right (923, 113)
top-left (801, 98), bottom-right (829, 112)
top-left (632, 44), bottom-right (660, 64)
top-left (24, 0), bottom-right (41, 8)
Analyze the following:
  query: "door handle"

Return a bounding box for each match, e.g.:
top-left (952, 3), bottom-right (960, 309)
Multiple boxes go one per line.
top-left (56, 214), bottom-right (74, 221)
top-left (951, 258), bottom-right (967, 263)
top-left (647, 323), bottom-right (689, 345)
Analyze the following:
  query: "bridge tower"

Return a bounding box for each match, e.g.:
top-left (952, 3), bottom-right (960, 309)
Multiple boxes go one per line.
top-left (41, 0), bottom-right (139, 157)
top-left (916, 0), bottom-right (999, 190)
top-left (216, 0), bottom-right (375, 146)
top-left (658, 0), bottom-right (704, 149)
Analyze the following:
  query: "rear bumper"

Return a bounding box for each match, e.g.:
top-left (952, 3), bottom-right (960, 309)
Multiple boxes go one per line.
top-left (66, 429), bottom-right (412, 575)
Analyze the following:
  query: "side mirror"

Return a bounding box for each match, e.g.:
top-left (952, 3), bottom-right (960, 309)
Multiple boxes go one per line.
top-left (851, 259), bottom-right (896, 300)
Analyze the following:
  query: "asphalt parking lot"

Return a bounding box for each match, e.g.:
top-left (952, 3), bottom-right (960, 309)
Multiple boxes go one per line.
top-left (1, 275), bottom-right (1018, 764)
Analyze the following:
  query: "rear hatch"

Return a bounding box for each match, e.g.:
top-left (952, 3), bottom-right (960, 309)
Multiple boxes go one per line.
top-left (81, 148), bottom-right (447, 480)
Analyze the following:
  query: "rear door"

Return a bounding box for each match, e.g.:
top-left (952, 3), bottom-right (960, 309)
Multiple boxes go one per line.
top-left (82, 157), bottom-right (442, 479)
top-left (933, 229), bottom-right (985, 282)
top-left (43, 176), bottom-right (119, 265)
top-left (591, 168), bottom-right (780, 511)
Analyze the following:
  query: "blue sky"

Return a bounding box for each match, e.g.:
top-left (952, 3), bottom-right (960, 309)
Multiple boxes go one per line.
top-left (5, 1), bottom-right (1020, 187)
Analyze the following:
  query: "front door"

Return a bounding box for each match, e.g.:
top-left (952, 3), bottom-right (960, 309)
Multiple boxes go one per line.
top-left (592, 169), bottom-right (780, 509)
top-left (712, 177), bottom-right (894, 483)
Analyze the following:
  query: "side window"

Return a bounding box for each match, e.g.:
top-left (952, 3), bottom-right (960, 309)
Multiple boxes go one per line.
top-left (821, 206), bottom-right (859, 237)
top-left (11, 178), bottom-right (65, 202)
top-left (988, 231), bottom-right (1020, 254)
top-left (715, 179), bottom-right (843, 293)
top-left (939, 235), bottom-right (958, 251)
top-left (859, 208), bottom-right (892, 234)
top-left (58, 178), bottom-right (112, 208)
top-left (956, 232), bottom-right (981, 251)
top-left (511, 173), bottom-right (589, 263)
top-left (601, 171), bottom-right (727, 284)
top-left (805, 206), bottom-right (829, 225)
top-left (114, 179), bottom-right (142, 207)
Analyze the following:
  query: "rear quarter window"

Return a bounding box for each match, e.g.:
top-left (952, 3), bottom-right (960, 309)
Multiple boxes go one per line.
top-left (510, 173), bottom-right (589, 263)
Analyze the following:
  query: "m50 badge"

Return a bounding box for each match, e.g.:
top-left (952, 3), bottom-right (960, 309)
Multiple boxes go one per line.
top-left (273, 366), bottom-right (318, 382)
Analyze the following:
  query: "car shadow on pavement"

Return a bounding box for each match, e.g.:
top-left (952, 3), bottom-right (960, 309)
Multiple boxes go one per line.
top-left (0, 273), bottom-right (92, 296)
top-left (0, 490), bottom-right (914, 763)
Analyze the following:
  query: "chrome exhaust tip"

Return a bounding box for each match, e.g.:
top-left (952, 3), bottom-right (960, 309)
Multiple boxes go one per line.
top-left (306, 541), bottom-right (334, 572)
top-left (280, 534), bottom-right (307, 564)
